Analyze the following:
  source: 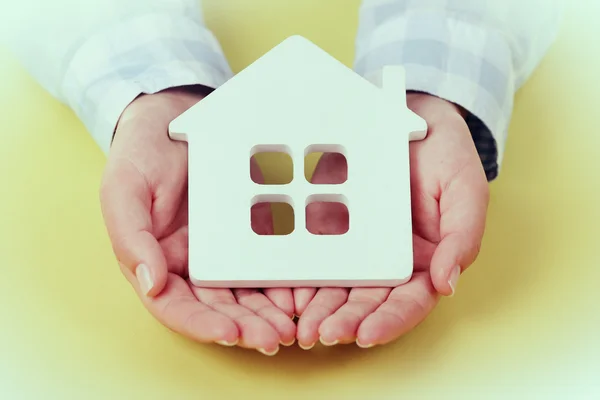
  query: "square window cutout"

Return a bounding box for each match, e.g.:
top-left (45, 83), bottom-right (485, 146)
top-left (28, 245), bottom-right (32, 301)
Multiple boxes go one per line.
top-left (250, 145), bottom-right (293, 185)
top-left (305, 194), bottom-right (349, 235)
top-left (251, 194), bottom-right (294, 235)
top-left (304, 144), bottom-right (347, 184)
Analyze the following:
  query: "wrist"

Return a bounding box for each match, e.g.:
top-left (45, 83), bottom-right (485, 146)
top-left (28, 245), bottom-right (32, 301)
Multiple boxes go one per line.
top-left (128, 84), bottom-right (210, 114)
top-left (407, 91), bottom-right (467, 119)
top-left (115, 85), bottom-right (208, 135)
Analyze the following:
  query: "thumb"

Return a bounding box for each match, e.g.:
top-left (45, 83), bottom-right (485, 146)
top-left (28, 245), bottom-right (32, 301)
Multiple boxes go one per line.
top-left (430, 166), bottom-right (489, 296)
top-left (100, 160), bottom-right (168, 297)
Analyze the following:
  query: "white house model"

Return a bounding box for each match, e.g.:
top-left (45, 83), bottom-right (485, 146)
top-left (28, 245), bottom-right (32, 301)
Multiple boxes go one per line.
top-left (169, 35), bottom-right (427, 288)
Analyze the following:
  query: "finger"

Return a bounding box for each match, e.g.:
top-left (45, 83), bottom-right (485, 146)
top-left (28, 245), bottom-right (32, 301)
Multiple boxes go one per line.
top-left (100, 159), bottom-right (167, 297)
top-left (356, 272), bottom-right (439, 347)
top-left (234, 289), bottom-right (296, 346)
top-left (318, 288), bottom-right (391, 345)
top-left (431, 166), bottom-right (490, 296)
top-left (310, 236), bottom-right (435, 346)
top-left (250, 156), bottom-right (274, 235)
top-left (191, 286), bottom-right (281, 355)
top-left (263, 288), bottom-right (295, 318)
top-left (296, 288), bottom-right (348, 349)
top-left (293, 288), bottom-right (317, 316)
top-left (120, 268), bottom-right (239, 345)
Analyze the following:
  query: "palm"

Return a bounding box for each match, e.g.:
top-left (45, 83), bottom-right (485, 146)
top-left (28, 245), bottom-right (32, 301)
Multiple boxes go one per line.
top-left (144, 144), bottom-right (189, 277)
top-left (294, 94), bottom-right (488, 349)
top-left (155, 148), bottom-right (297, 350)
top-left (100, 89), bottom-right (296, 355)
top-left (293, 146), bottom-right (439, 348)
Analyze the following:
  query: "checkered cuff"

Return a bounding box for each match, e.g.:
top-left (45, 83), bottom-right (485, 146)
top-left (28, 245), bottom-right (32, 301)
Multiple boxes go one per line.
top-left (62, 11), bottom-right (233, 155)
top-left (354, 9), bottom-right (517, 181)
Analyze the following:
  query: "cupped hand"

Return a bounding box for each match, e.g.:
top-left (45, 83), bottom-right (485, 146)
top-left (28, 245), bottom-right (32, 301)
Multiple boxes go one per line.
top-left (100, 86), bottom-right (296, 355)
top-left (294, 93), bottom-right (490, 349)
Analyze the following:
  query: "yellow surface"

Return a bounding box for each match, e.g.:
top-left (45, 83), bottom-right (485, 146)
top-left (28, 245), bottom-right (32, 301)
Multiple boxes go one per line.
top-left (1, 0), bottom-right (599, 398)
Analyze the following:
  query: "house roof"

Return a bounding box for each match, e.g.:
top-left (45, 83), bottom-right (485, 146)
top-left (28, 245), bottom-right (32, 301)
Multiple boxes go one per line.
top-left (168, 35), bottom-right (418, 145)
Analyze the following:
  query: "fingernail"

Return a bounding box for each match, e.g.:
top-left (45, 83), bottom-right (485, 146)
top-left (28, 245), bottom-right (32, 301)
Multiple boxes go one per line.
top-left (215, 339), bottom-right (238, 347)
top-left (319, 337), bottom-right (339, 346)
top-left (136, 264), bottom-right (154, 295)
top-left (257, 346), bottom-right (279, 356)
top-left (281, 338), bottom-right (296, 347)
top-left (448, 265), bottom-right (461, 296)
top-left (298, 342), bottom-right (315, 350)
top-left (356, 340), bottom-right (375, 349)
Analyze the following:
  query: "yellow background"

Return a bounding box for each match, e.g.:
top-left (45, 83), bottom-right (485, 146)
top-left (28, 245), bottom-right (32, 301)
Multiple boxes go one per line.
top-left (1, 0), bottom-right (599, 398)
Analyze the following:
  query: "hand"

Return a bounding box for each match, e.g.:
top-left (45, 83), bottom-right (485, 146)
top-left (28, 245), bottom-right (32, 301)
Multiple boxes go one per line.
top-left (293, 93), bottom-right (490, 349)
top-left (100, 86), bottom-right (296, 355)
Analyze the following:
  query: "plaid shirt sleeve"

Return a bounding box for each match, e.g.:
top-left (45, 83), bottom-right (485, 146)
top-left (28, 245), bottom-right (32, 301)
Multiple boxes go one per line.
top-left (1, 0), bottom-right (233, 155)
top-left (3, 0), bottom-right (564, 171)
top-left (354, 0), bottom-right (565, 180)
